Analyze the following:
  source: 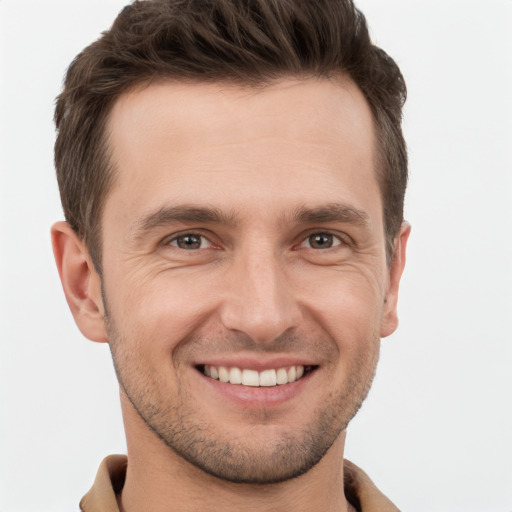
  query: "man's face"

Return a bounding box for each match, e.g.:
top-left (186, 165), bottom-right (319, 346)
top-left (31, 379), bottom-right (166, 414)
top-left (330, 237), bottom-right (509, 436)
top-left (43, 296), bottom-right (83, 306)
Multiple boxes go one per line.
top-left (99, 78), bottom-right (403, 483)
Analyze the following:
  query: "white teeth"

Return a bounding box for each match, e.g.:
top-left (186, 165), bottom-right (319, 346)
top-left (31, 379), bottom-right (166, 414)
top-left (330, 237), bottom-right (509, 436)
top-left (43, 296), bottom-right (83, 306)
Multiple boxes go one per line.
top-left (204, 365), bottom-right (308, 387)
top-left (259, 369), bottom-right (277, 387)
top-left (242, 369), bottom-right (260, 386)
top-left (229, 367), bottom-right (242, 384)
top-left (276, 368), bottom-right (288, 385)
top-left (218, 366), bottom-right (229, 383)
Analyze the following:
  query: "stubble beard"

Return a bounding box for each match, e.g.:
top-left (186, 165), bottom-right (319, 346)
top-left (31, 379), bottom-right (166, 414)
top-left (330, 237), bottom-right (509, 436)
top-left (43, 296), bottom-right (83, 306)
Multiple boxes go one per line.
top-left (105, 311), bottom-right (380, 485)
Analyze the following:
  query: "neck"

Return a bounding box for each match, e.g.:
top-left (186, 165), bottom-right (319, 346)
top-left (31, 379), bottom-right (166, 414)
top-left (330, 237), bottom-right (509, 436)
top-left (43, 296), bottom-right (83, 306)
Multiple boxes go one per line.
top-left (118, 400), bottom-right (355, 512)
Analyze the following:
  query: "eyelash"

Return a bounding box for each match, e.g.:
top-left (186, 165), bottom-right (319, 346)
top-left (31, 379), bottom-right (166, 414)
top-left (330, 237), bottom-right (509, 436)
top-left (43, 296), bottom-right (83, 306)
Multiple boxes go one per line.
top-left (167, 232), bottom-right (213, 250)
top-left (165, 231), bottom-right (348, 251)
top-left (298, 232), bottom-right (345, 250)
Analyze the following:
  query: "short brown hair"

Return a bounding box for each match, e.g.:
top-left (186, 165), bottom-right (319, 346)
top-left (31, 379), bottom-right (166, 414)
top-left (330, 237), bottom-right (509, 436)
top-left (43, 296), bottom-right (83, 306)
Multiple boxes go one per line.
top-left (55, 0), bottom-right (407, 271)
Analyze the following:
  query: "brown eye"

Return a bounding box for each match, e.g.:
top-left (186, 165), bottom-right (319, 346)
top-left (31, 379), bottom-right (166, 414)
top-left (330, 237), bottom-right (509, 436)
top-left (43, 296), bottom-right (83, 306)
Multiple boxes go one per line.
top-left (170, 234), bottom-right (210, 250)
top-left (302, 233), bottom-right (342, 250)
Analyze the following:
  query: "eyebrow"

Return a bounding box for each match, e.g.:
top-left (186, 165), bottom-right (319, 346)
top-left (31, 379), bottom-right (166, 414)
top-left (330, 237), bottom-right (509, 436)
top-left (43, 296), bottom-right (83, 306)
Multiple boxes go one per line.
top-left (291, 203), bottom-right (370, 228)
top-left (129, 205), bottom-right (238, 240)
top-left (129, 201), bottom-right (370, 243)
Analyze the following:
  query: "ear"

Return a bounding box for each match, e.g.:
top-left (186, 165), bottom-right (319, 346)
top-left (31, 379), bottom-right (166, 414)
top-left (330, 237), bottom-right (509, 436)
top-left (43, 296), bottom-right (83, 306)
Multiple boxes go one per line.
top-left (51, 221), bottom-right (108, 343)
top-left (380, 221), bottom-right (411, 338)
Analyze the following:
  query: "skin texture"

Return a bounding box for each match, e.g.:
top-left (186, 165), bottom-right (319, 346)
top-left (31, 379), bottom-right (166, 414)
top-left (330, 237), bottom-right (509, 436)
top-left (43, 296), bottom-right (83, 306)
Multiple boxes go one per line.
top-left (52, 77), bottom-right (409, 512)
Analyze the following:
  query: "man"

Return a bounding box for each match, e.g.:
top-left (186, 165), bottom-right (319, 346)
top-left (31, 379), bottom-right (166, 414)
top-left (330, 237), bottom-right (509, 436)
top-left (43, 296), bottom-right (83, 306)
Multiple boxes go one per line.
top-left (51, 0), bottom-right (410, 510)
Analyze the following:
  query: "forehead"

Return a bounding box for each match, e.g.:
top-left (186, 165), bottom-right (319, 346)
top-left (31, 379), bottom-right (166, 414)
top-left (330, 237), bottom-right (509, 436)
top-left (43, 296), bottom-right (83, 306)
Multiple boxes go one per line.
top-left (103, 77), bottom-right (380, 229)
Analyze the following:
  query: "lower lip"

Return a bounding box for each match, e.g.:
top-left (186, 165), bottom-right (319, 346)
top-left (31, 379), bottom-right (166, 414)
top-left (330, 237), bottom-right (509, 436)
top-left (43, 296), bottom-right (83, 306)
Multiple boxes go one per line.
top-left (197, 369), bottom-right (314, 408)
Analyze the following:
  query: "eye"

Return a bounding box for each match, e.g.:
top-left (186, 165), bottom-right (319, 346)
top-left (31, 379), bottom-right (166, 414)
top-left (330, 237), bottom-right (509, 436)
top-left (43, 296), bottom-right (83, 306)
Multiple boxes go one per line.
top-left (300, 232), bottom-right (343, 250)
top-left (168, 233), bottom-right (212, 250)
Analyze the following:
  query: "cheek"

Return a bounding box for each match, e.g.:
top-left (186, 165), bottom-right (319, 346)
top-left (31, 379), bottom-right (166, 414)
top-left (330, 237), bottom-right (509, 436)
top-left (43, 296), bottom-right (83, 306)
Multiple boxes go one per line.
top-left (293, 268), bottom-right (384, 381)
top-left (106, 269), bottom-right (220, 357)
top-left (299, 267), bottom-right (385, 339)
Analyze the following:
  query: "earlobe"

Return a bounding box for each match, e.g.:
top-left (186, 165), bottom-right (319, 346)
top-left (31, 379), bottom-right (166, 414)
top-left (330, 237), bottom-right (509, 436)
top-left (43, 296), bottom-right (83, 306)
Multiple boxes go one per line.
top-left (51, 221), bottom-right (108, 343)
top-left (380, 221), bottom-right (411, 338)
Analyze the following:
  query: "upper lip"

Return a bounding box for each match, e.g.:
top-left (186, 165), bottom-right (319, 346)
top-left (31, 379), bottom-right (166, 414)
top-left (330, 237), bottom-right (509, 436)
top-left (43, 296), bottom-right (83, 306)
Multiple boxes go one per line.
top-left (194, 355), bottom-right (318, 371)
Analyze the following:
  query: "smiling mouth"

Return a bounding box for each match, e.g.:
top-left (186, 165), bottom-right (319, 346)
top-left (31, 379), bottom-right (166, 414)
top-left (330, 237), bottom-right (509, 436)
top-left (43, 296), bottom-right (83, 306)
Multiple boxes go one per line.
top-left (198, 365), bottom-right (317, 387)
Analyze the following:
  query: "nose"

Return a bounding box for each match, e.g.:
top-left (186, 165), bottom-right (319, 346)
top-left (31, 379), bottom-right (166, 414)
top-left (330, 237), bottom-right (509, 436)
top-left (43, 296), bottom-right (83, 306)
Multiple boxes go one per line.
top-left (219, 244), bottom-right (303, 344)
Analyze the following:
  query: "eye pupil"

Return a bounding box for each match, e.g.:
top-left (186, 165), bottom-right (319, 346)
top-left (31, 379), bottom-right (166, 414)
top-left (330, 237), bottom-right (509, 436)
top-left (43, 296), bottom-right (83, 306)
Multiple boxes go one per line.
top-left (309, 233), bottom-right (333, 249)
top-left (177, 235), bottom-right (202, 249)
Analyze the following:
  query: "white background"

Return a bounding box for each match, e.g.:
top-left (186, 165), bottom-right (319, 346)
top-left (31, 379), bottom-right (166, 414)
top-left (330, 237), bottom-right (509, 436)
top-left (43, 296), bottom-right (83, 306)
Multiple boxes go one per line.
top-left (1, 1), bottom-right (511, 510)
